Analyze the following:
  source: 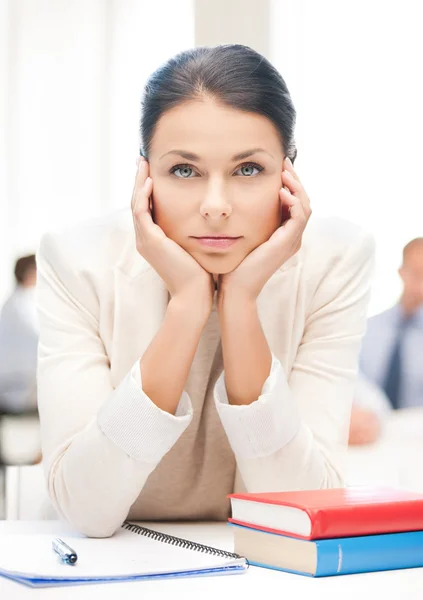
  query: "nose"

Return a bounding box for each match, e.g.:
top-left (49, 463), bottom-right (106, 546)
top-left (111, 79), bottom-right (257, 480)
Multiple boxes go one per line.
top-left (200, 183), bottom-right (232, 220)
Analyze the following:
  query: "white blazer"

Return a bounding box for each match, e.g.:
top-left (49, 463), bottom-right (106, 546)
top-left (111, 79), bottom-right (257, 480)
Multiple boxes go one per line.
top-left (36, 208), bottom-right (375, 536)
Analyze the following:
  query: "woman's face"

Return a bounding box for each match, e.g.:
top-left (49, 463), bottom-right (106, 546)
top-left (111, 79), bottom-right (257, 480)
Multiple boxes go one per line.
top-left (148, 98), bottom-right (285, 275)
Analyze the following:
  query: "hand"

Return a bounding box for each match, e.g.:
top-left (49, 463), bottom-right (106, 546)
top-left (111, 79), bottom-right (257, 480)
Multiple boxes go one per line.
top-left (217, 157), bottom-right (312, 303)
top-left (131, 157), bottom-right (214, 311)
top-left (348, 404), bottom-right (382, 446)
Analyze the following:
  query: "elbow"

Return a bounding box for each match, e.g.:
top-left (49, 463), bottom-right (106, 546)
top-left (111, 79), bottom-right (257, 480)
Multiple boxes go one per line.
top-left (67, 519), bottom-right (119, 539)
top-left (49, 491), bottom-right (122, 538)
top-left (46, 461), bottom-right (123, 539)
top-left (50, 491), bottom-right (123, 538)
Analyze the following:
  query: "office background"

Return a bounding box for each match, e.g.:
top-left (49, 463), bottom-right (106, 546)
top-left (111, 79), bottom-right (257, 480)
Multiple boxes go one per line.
top-left (1, 0), bottom-right (422, 316)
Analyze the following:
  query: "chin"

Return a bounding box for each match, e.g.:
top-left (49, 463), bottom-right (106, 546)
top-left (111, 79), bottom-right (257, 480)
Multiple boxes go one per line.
top-left (195, 254), bottom-right (245, 275)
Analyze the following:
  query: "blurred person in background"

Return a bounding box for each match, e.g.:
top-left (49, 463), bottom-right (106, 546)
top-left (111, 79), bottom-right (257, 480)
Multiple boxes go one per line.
top-left (349, 238), bottom-right (423, 445)
top-left (348, 372), bottom-right (391, 446)
top-left (0, 255), bottom-right (39, 414)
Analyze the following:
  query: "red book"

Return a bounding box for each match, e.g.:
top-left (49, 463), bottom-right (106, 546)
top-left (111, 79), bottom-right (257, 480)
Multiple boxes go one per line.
top-left (228, 486), bottom-right (423, 540)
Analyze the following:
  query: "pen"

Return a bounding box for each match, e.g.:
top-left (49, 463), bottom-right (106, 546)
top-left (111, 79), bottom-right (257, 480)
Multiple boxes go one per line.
top-left (52, 538), bottom-right (78, 565)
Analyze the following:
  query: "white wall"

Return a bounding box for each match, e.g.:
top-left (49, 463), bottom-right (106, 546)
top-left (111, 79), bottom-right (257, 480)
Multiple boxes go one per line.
top-left (194, 0), bottom-right (270, 58)
top-left (0, 0), bottom-right (13, 301)
top-left (0, 0), bottom-right (194, 304)
top-left (270, 0), bottom-right (423, 316)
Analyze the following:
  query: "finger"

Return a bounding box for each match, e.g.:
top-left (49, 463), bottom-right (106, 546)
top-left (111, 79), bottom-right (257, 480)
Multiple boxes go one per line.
top-left (281, 169), bottom-right (302, 196)
top-left (285, 196), bottom-right (306, 226)
top-left (131, 160), bottom-right (146, 211)
top-left (265, 205), bottom-right (305, 269)
top-left (135, 154), bottom-right (146, 172)
top-left (280, 187), bottom-right (304, 213)
top-left (133, 177), bottom-right (153, 221)
top-left (132, 179), bottom-right (155, 247)
top-left (281, 170), bottom-right (312, 216)
top-left (279, 190), bottom-right (307, 232)
top-left (131, 159), bottom-right (149, 212)
top-left (136, 154), bottom-right (146, 167)
top-left (284, 157), bottom-right (301, 182)
top-left (281, 169), bottom-right (310, 206)
top-left (267, 194), bottom-right (306, 257)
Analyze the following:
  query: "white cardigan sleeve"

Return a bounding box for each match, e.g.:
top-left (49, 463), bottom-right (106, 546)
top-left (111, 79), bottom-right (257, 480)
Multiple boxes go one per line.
top-left (214, 229), bottom-right (375, 492)
top-left (36, 234), bottom-right (193, 538)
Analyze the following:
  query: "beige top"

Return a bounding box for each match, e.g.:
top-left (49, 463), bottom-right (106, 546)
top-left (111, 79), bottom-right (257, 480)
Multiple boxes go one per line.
top-left (36, 208), bottom-right (375, 537)
top-left (128, 297), bottom-right (236, 521)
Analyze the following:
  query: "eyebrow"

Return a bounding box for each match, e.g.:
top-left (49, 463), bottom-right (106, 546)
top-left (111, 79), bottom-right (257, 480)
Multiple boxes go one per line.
top-left (159, 148), bottom-right (274, 161)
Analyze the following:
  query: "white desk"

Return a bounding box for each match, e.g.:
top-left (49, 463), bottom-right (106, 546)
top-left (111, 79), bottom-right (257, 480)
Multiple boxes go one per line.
top-left (0, 521), bottom-right (423, 600)
top-left (2, 408), bottom-right (423, 598)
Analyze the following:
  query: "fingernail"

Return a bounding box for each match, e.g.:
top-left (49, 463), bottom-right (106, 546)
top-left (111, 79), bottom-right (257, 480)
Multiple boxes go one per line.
top-left (285, 157), bottom-right (292, 167)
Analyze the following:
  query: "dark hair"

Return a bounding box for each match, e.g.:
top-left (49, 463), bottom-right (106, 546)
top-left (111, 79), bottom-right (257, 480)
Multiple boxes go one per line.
top-left (140, 44), bottom-right (297, 163)
top-left (14, 254), bottom-right (36, 284)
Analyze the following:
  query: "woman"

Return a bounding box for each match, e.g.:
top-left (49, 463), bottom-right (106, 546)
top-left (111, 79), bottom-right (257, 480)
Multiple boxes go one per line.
top-left (36, 44), bottom-right (375, 537)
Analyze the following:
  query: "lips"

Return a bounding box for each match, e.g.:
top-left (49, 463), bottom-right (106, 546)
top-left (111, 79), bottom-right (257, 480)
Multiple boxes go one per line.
top-left (192, 237), bottom-right (242, 250)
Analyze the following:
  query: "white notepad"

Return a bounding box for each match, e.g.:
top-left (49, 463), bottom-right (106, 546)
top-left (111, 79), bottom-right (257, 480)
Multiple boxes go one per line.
top-left (0, 521), bottom-right (247, 588)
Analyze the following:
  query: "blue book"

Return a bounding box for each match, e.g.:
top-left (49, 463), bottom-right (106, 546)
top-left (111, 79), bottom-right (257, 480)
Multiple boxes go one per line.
top-left (231, 523), bottom-right (423, 577)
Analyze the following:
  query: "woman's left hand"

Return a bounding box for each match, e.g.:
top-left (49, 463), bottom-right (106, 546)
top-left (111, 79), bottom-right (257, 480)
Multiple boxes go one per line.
top-left (217, 157), bottom-right (312, 303)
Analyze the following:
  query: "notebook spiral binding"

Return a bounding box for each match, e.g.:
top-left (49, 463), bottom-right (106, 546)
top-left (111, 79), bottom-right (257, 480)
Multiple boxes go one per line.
top-left (123, 521), bottom-right (245, 562)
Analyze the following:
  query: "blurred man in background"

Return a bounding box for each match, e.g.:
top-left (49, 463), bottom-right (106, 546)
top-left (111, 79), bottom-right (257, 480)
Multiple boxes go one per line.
top-left (0, 255), bottom-right (39, 414)
top-left (349, 237), bottom-right (423, 445)
top-left (349, 373), bottom-right (391, 445)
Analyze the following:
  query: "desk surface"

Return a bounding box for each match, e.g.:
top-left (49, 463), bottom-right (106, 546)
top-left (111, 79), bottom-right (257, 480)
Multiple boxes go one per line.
top-left (0, 521), bottom-right (423, 600)
top-left (2, 408), bottom-right (423, 597)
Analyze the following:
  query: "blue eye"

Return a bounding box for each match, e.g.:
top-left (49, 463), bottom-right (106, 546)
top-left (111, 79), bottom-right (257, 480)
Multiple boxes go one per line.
top-left (235, 163), bottom-right (263, 177)
top-left (169, 162), bottom-right (264, 178)
top-left (170, 165), bottom-right (196, 178)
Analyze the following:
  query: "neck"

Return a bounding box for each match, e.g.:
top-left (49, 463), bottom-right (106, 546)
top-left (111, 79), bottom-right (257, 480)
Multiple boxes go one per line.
top-left (400, 296), bottom-right (421, 317)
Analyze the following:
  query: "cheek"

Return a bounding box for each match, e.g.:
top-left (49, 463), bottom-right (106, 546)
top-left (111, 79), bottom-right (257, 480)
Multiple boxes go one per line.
top-left (244, 183), bottom-right (282, 235)
top-left (150, 179), bottom-right (189, 235)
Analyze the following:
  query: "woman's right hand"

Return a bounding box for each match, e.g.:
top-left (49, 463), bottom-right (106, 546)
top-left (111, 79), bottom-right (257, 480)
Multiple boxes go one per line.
top-left (131, 157), bottom-right (214, 313)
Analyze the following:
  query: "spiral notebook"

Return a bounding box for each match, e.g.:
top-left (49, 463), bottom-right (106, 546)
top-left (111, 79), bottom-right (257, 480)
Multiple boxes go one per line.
top-left (0, 521), bottom-right (247, 588)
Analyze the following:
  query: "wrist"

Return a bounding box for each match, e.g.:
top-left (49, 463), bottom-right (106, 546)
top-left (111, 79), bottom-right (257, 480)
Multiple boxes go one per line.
top-left (217, 284), bottom-right (257, 313)
top-left (169, 291), bottom-right (212, 324)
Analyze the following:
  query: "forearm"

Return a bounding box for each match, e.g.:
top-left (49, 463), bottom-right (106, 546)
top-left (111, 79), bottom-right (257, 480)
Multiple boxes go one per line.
top-left (140, 293), bottom-right (210, 414)
top-left (214, 354), bottom-right (345, 492)
top-left (218, 289), bottom-right (272, 405)
top-left (44, 359), bottom-right (195, 537)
